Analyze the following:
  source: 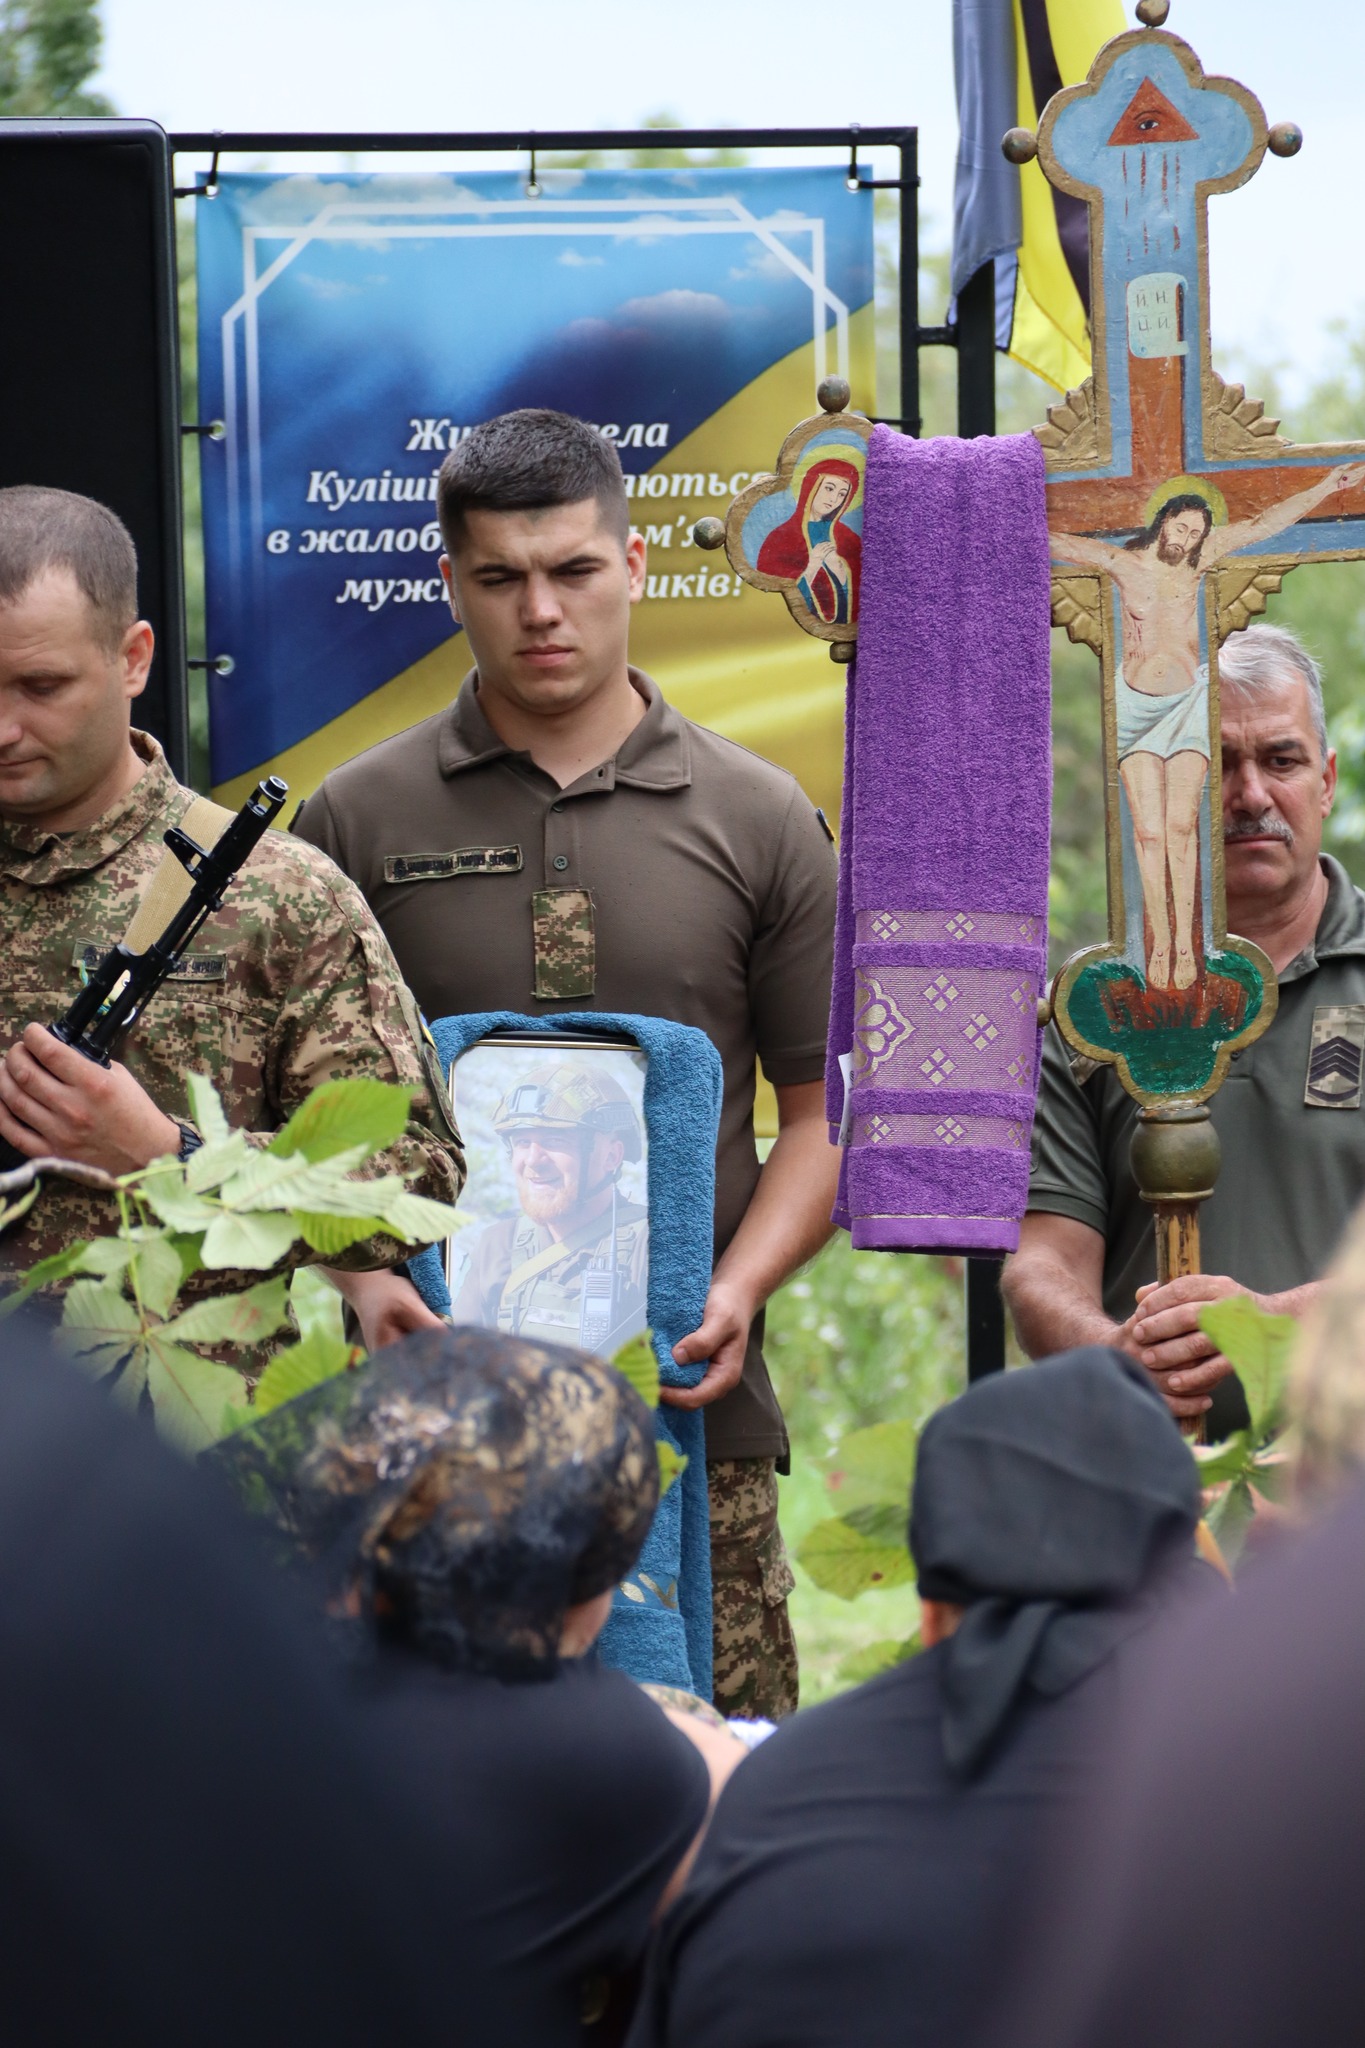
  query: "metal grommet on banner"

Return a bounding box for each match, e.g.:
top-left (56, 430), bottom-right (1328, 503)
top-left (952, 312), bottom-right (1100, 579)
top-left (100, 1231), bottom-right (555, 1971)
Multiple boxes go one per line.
top-left (189, 655), bottom-right (235, 677)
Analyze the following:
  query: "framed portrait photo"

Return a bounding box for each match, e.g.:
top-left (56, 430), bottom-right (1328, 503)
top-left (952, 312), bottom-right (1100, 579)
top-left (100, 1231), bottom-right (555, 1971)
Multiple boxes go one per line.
top-left (444, 1034), bottom-right (650, 1357)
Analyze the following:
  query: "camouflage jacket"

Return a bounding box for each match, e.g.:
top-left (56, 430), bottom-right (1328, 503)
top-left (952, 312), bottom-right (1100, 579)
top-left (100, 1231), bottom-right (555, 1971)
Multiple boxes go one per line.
top-left (0, 734), bottom-right (465, 1337)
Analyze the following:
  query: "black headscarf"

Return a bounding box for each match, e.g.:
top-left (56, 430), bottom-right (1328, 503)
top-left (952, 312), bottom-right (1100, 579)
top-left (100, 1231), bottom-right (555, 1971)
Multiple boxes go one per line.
top-left (210, 1325), bottom-right (659, 1681)
top-left (909, 1347), bottom-right (1202, 1779)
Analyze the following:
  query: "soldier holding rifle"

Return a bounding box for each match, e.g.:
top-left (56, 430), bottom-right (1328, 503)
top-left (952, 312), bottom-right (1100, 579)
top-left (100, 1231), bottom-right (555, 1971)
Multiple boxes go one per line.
top-left (0, 486), bottom-right (462, 1357)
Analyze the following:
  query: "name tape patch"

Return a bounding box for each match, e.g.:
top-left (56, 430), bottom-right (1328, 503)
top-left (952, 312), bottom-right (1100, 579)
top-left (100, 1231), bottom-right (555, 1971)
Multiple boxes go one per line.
top-left (384, 846), bottom-right (523, 884)
top-left (1305, 1004), bottom-right (1365, 1109)
top-left (72, 941), bottom-right (226, 984)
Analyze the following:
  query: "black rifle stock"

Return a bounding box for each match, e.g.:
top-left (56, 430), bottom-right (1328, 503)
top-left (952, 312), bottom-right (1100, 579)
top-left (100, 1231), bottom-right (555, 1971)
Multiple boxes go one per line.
top-left (0, 776), bottom-right (288, 1174)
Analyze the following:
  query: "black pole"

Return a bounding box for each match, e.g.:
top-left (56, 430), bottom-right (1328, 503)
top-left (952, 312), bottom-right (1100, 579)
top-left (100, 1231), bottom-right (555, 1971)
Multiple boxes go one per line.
top-left (965, 1260), bottom-right (1007, 1380)
top-left (899, 130), bottom-right (920, 437)
top-left (954, 259), bottom-right (997, 440)
top-left (951, 260), bottom-right (1007, 1374)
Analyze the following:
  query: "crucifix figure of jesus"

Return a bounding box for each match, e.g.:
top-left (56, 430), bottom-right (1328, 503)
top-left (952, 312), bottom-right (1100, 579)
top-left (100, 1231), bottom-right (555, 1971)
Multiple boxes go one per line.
top-left (1018, 8), bottom-right (1365, 1373)
top-left (1053, 463), bottom-right (1365, 990)
top-left (1031, 19), bottom-right (1365, 1128)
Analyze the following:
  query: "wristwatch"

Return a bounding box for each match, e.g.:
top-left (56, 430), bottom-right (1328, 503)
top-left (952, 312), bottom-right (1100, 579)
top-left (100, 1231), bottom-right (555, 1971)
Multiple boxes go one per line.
top-left (174, 1121), bottom-right (204, 1164)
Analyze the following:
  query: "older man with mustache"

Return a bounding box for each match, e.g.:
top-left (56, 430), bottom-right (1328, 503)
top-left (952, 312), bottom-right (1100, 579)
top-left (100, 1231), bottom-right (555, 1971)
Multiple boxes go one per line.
top-left (1004, 622), bottom-right (1365, 1436)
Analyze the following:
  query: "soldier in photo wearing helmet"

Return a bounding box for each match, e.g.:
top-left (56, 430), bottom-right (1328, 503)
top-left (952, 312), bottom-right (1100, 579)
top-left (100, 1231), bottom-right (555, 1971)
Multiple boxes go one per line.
top-left (452, 1062), bottom-right (648, 1355)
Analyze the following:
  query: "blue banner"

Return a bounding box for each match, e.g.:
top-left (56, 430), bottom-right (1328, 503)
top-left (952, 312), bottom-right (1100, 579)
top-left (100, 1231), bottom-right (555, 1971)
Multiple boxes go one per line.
top-left (196, 165), bottom-right (875, 812)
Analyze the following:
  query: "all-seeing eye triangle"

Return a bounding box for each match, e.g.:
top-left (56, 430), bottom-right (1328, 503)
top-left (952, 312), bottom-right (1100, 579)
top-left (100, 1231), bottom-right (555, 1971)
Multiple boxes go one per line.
top-left (1107, 77), bottom-right (1199, 147)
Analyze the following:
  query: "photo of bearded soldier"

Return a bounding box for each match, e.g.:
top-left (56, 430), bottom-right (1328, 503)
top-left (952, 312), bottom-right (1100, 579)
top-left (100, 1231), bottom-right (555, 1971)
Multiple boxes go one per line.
top-left (450, 1062), bottom-right (649, 1356)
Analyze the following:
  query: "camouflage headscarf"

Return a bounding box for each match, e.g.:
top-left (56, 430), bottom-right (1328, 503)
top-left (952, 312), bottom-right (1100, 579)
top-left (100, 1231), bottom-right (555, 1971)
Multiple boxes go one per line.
top-left (210, 1326), bottom-right (659, 1680)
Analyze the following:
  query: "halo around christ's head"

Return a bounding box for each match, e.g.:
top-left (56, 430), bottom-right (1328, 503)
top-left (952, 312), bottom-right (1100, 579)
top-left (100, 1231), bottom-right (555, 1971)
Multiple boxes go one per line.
top-left (1142, 473), bottom-right (1229, 528)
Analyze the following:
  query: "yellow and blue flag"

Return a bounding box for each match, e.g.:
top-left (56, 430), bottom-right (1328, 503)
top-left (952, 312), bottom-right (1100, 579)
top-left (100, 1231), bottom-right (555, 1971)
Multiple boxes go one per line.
top-left (952, 0), bottom-right (1125, 392)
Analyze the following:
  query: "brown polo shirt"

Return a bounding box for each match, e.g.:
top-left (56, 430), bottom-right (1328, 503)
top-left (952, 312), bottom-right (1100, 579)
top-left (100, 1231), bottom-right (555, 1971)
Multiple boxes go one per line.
top-left (294, 670), bottom-right (837, 1463)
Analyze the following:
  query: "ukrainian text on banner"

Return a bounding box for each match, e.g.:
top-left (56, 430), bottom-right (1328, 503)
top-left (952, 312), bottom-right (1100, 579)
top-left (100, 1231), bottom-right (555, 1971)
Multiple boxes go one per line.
top-left (196, 167), bottom-right (874, 820)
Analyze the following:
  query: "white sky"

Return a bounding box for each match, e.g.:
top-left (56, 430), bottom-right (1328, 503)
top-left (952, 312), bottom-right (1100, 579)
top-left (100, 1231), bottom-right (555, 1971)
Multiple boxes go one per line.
top-left (98, 0), bottom-right (1362, 407)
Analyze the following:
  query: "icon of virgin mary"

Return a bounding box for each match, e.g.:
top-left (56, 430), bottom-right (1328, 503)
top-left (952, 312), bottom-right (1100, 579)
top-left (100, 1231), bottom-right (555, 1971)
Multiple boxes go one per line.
top-left (755, 455), bottom-right (863, 627)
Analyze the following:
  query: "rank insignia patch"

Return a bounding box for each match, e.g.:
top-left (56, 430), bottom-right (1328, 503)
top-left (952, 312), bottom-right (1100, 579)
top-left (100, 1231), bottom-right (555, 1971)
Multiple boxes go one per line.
top-left (1305, 1006), bottom-right (1365, 1109)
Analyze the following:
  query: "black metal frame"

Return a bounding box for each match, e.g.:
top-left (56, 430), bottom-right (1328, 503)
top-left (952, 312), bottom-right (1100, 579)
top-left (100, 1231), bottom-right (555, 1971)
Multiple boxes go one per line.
top-left (169, 126), bottom-right (997, 441)
top-left (170, 125), bottom-right (1005, 1377)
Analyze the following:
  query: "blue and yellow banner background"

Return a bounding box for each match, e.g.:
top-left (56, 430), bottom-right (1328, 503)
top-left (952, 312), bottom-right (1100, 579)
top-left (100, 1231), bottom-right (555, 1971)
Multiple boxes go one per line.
top-left (197, 166), bottom-right (875, 821)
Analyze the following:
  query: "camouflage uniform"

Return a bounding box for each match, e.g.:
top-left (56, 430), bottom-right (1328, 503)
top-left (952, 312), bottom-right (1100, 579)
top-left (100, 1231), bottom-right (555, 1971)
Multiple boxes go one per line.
top-left (0, 732), bottom-right (464, 1369)
top-left (452, 1061), bottom-right (647, 1353)
top-left (708, 1457), bottom-right (798, 1719)
top-left (452, 1204), bottom-right (649, 1354)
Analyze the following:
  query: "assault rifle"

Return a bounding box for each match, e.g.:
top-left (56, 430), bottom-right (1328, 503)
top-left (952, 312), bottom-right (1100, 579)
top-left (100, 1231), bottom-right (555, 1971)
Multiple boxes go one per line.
top-left (0, 776), bottom-right (288, 1173)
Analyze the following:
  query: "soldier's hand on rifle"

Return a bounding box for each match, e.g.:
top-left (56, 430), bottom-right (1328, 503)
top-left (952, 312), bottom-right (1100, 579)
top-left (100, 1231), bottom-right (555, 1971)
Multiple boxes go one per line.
top-left (0, 1023), bottom-right (180, 1175)
top-left (665, 1278), bottom-right (751, 1409)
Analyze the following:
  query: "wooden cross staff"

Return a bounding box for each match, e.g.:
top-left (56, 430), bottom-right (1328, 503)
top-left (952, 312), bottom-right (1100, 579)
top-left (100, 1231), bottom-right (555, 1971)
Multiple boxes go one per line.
top-left (697, 0), bottom-right (1365, 1414)
top-left (1007, 0), bottom-right (1365, 1308)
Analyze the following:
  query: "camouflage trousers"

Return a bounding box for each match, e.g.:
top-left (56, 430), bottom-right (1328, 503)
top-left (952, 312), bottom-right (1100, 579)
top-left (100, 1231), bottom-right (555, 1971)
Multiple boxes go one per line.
top-left (708, 1457), bottom-right (798, 1720)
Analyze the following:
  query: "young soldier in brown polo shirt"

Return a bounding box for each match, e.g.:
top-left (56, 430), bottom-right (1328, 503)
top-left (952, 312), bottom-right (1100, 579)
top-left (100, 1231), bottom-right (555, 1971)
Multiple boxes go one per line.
top-left (294, 409), bottom-right (840, 1718)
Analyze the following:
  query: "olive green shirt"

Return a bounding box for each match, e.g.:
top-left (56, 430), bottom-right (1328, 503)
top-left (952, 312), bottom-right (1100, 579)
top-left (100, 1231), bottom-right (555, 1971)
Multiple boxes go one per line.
top-left (1029, 857), bottom-right (1365, 1432)
top-left (294, 671), bottom-right (838, 1464)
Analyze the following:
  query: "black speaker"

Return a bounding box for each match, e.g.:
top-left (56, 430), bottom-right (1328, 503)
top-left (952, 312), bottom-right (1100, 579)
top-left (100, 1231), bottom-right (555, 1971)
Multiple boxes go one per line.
top-left (0, 119), bottom-right (188, 777)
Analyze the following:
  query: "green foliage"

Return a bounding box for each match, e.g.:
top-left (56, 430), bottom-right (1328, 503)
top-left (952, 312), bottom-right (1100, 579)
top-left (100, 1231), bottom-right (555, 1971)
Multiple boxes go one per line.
top-left (0, 1076), bottom-right (460, 1454)
top-left (796, 1413), bottom-right (917, 1601)
top-left (1193, 1294), bottom-right (1297, 1566)
top-left (767, 1236), bottom-right (960, 1701)
top-left (289, 1262), bottom-right (349, 1341)
top-left (826, 1417), bottom-right (918, 1513)
top-left (797, 1513), bottom-right (916, 1601)
top-left (608, 1330), bottom-right (686, 1497)
top-left (766, 1241), bottom-right (965, 1457)
top-left (836, 1634), bottom-right (921, 1686)
top-left (610, 1328), bottom-right (660, 1408)
top-left (655, 1439), bottom-right (687, 1500)
top-left (0, 0), bottom-right (112, 116)
top-left (1200, 1296), bottom-right (1296, 1438)
top-left (270, 1076), bottom-right (413, 1163)
top-left (252, 1325), bottom-right (358, 1416)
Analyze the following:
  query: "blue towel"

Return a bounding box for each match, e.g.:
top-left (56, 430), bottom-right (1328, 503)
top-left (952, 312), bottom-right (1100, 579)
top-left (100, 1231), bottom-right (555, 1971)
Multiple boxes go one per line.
top-left (408, 1011), bottom-right (719, 1698)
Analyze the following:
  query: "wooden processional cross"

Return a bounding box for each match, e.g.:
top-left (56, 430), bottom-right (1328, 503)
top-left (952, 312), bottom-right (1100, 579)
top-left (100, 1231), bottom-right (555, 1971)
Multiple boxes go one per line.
top-left (700, 0), bottom-right (1365, 1330)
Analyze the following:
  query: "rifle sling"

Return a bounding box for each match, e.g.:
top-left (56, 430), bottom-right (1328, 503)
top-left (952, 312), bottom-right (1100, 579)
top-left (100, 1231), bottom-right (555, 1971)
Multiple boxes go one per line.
top-left (120, 794), bottom-right (237, 956)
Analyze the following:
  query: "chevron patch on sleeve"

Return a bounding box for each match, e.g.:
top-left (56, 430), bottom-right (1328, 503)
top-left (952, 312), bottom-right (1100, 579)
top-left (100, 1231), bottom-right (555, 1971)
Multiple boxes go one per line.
top-left (1305, 1006), bottom-right (1365, 1109)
